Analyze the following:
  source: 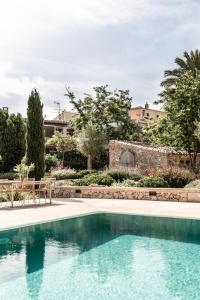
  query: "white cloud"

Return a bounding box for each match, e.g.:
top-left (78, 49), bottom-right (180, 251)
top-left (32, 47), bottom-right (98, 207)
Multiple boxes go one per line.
top-left (1, 0), bottom-right (200, 117)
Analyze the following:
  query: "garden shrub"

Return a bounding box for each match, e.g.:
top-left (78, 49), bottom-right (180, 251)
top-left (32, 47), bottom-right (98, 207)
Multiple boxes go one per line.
top-left (152, 167), bottom-right (196, 188)
top-left (0, 172), bottom-right (17, 180)
top-left (45, 154), bottom-right (60, 172)
top-left (72, 178), bottom-right (89, 186)
top-left (185, 179), bottom-right (200, 189)
top-left (85, 174), bottom-right (114, 186)
top-left (63, 150), bottom-right (87, 170)
top-left (76, 173), bottom-right (115, 186)
top-left (112, 179), bottom-right (137, 187)
top-left (76, 169), bottom-right (96, 178)
top-left (137, 176), bottom-right (169, 188)
top-left (55, 180), bottom-right (74, 187)
top-left (107, 168), bottom-right (142, 182)
top-left (51, 168), bottom-right (77, 180)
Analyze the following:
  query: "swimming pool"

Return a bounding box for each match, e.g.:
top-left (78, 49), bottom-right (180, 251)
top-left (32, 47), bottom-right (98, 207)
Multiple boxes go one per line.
top-left (1, 213), bottom-right (200, 299)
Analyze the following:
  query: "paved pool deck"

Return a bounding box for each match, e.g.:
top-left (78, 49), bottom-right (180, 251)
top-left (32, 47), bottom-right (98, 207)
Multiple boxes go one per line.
top-left (1, 198), bottom-right (200, 230)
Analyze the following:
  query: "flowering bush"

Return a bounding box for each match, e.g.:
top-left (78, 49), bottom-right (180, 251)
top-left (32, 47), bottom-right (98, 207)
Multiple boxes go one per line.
top-left (45, 154), bottom-right (60, 172)
top-left (50, 163), bottom-right (64, 173)
top-left (147, 166), bottom-right (196, 188)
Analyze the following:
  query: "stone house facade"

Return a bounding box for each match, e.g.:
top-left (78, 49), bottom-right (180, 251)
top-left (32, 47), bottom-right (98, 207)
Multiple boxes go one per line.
top-left (109, 140), bottom-right (200, 171)
top-left (129, 103), bottom-right (166, 126)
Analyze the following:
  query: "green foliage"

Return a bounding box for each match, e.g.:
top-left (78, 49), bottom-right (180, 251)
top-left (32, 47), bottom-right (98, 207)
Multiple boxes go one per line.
top-left (137, 176), bottom-right (169, 188)
top-left (66, 85), bottom-right (141, 141)
top-left (153, 167), bottom-right (196, 188)
top-left (84, 173), bottom-right (114, 186)
top-left (51, 168), bottom-right (77, 180)
top-left (106, 168), bottom-right (142, 182)
top-left (72, 178), bottom-right (88, 186)
top-left (45, 154), bottom-right (60, 172)
top-left (163, 71), bottom-right (200, 170)
top-left (63, 149), bottom-right (87, 170)
top-left (74, 173), bottom-right (115, 186)
top-left (112, 179), bottom-right (137, 187)
top-left (142, 117), bottom-right (182, 147)
top-left (0, 172), bottom-right (17, 180)
top-left (76, 123), bottom-right (107, 169)
top-left (14, 163), bottom-right (35, 180)
top-left (160, 49), bottom-right (200, 91)
top-left (47, 132), bottom-right (76, 163)
top-left (26, 89), bottom-right (45, 180)
top-left (76, 169), bottom-right (95, 178)
top-left (0, 110), bottom-right (26, 172)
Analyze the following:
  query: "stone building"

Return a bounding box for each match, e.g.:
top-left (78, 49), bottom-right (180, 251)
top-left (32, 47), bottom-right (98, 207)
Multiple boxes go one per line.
top-left (109, 140), bottom-right (200, 171)
top-left (129, 102), bottom-right (166, 126)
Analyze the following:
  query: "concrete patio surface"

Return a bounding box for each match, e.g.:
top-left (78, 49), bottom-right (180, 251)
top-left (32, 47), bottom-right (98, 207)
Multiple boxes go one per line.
top-left (1, 198), bottom-right (200, 230)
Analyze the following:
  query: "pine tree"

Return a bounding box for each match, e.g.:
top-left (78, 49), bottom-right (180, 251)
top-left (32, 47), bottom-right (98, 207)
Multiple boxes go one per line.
top-left (26, 89), bottom-right (45, 180)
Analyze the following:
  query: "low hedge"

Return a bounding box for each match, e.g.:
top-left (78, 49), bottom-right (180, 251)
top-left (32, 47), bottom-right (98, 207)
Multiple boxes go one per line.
top-left (137, 176), bottom-right (169, 188)
top-left (73, 174), bottom-right (115, 186)
top-left (112, 179), bottom-right (137, 187)
top-left (51, 168), bottom-right (78, 180)
top-left (107, 169), bottom-right (141, 182)
top-left (0, 172), bottom-right (17, 180)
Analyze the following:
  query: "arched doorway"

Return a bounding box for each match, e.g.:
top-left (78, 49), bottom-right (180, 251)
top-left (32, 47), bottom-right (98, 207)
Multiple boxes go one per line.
top-left (119, 150), bottom-right (135, 167)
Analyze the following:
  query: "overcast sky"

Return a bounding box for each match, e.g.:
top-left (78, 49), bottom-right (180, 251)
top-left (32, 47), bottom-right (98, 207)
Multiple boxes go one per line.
top-left (0, 0), bottom-right (200, 118)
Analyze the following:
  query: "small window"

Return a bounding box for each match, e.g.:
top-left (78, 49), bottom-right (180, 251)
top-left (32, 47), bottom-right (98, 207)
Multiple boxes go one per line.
top-left (157, 115), bottom-right (159, 118)
top-left (146, 113), bottom-right (149, 117)
top-left (186, 160), bottom-right (190, 165)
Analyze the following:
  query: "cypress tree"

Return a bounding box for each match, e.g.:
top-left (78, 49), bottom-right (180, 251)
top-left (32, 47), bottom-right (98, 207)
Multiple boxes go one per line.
top-left (26, 89), bottom-right (45, 180)
top-left (0, 110), bottom-right (26, 172)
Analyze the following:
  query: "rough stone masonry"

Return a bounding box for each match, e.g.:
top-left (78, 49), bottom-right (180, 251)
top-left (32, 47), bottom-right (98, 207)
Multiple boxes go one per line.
top-left (109, 140), bottom-right (200, 171)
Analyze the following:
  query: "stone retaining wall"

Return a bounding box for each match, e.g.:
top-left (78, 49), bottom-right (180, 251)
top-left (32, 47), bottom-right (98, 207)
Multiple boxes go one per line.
top-left (54, 186), bottom-right (200, 203)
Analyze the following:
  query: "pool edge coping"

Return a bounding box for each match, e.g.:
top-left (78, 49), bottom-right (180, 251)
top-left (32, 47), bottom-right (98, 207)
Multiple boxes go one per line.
top-left (1, 208), bottom-right (200, 232)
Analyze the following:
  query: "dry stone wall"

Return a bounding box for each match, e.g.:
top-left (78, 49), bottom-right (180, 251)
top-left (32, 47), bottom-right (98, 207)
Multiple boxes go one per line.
top-left (109, 140), bottom-right (200, 171)
top-left (54, 186), bottom-right (200, 203)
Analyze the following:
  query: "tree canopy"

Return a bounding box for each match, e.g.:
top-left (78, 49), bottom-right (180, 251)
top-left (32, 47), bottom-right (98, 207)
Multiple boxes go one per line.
top-left (65, 85), bottom-right (140, 141)
top-left (76, 123), bottom-right (107, 169)
top-left (46, 132), bottom-right (76, 164)
top-left (149, 70), bottom-right (200, 171)
top-left (161, 49), bottom-right (200, 89)
top-left (0, 110), bottom-right (26, 172)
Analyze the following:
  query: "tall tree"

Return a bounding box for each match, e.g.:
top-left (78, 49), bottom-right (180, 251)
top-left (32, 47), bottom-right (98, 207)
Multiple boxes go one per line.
top-left (65, 85), bottom-right (140, 141)
top-left (159, 71), bottom-right (200, 171)
top-left (76, 123), bottom-right (107, 169)
top-left (26, 89), bottom-right (45, 180)
top-left (161, 49), bottom-right (200, 89)
top-left (0, 110), bottom-right (26, 172)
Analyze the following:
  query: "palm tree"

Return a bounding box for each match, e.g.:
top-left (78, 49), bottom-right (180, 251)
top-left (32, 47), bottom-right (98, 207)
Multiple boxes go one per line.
top-left (161, 49), bottom-right (200, 87)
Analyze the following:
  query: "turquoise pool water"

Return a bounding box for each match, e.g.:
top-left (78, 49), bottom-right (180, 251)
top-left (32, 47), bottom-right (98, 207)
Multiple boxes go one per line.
top-left (1, 213), bottom-right (200, 300)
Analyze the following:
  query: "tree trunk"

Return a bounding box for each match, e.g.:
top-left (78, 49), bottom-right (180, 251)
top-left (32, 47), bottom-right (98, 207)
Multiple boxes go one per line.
top-left (62, 152), bottom-right (65, 165)
top-left (87, 155), bottom-right (92, 170)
